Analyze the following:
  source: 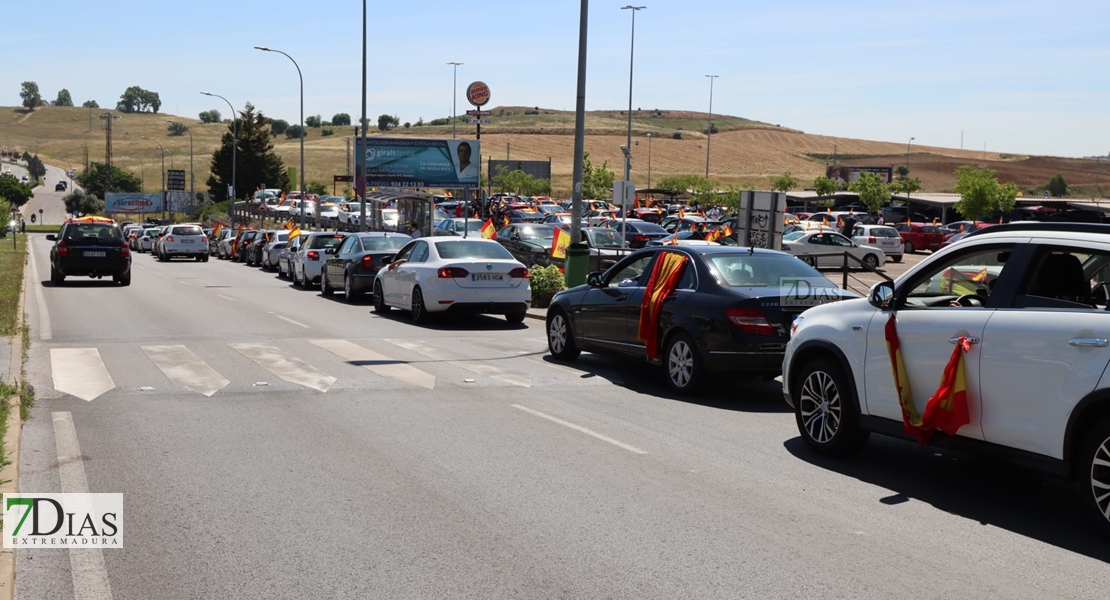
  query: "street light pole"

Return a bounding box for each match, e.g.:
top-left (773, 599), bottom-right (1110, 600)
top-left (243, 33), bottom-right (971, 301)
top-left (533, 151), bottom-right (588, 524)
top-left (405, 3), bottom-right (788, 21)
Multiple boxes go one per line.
top-left (447, 62), bottom-right (463, 139)
top-left (646, 133), bottom-right (652, 189)
top-left (142, 137), bottom-right (165, 222)
top-left (705, 75), bottom-right (718, 179)
top-left (620, 5), bottom-right (645, 187)
top-left (360, 0), bottom-right (369, 231)
top-left (906, 136), bottom-right (915, 172)
top-left (256, 46), bottom-right (307, 232)
top-left (200, 92), bottom-right (237, 206)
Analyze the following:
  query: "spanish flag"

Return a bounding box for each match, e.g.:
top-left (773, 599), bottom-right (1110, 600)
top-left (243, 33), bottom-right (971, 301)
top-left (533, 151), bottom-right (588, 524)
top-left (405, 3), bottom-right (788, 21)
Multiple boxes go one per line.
top-left (284, 218), bottom-right (295, 231)
top-left (212, 222), bottom-right (222, 237)
top-left (480, 218), bottom-right (497, 239)
top-left (678, 208), bottom-right (686, 218)
top-left (633, 194), bottom-right (642, 209)
top-left (663, 230), bottom-right (679, 245)
top-left (502, 215), bottom-right (510, 228)
top-left (550, 227), bottom-right (572, 259)
top-left (705, 228), bottom-right (722, 243)
top-left (721, 224), bottom-right (734, 238)
top-left (637, 252), bottom-right (689, 360)
top-left (884, 313), bottom-right (971, 444)
top-left (289, 225), bottom-right (302, 239)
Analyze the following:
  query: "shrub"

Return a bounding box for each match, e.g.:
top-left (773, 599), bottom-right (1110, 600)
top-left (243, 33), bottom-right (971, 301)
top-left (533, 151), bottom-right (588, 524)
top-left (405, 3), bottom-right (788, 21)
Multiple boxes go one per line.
top-left (321, 128), bottom-right (334, 137)
top-left (530, 264), bottom-right (566, 308)
top-left (672, 132), bottom-right (682, 140)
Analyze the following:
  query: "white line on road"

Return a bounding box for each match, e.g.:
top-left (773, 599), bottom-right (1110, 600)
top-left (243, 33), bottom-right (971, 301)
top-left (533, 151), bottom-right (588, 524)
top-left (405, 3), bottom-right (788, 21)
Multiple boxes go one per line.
top-left (178, 280), bottom-right (191, 286)
top-left (270, 313), bottom-right (309, 329)
top-left (511, 404), bottom-right (647, 455)
top-left (216, 294), bottom-right (235, 302)
top-left (310, 339), bottom-right (435, 389)
top-left (27, 239), bottom-right (52, 340)
top-left (53, 411), bottom-right (115, 600)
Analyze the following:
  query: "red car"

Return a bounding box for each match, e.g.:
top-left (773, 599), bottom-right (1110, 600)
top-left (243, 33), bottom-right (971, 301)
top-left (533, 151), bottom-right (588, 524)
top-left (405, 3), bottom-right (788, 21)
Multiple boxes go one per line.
top-left (894, 222), bottom-right (945, 253)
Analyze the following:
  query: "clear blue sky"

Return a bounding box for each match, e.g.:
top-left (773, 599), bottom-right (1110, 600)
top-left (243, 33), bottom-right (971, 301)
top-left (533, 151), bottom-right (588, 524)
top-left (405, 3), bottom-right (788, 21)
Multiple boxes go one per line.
top-left (7, 0), bottom-right (1108, 158)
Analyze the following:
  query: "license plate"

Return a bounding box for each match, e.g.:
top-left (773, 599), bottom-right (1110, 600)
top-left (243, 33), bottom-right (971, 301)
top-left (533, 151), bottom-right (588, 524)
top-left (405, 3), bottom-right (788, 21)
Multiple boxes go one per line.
top-left (182, 239), bottom-right (194, 243)
top-left (471, 273), bottom-right (504, 282)
top-left (83, 251), bottom-right (106, 258)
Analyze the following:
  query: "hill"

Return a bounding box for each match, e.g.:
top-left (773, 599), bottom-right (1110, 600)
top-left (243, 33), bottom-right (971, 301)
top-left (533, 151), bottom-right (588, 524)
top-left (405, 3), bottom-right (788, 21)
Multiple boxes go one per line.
top-left (1, 105), bottom-right (1104, 197)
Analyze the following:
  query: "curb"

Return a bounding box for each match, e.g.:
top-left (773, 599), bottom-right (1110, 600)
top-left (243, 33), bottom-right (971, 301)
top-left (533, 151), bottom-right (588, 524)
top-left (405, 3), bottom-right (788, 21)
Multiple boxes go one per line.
top-left (525, 310), bottom-right (546, 322)
top-left (0, 243), bottom-right (29, 600)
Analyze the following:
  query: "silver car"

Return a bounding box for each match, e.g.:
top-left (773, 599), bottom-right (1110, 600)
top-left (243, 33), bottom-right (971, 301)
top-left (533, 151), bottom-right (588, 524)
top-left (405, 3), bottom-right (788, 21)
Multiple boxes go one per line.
top-left (292, 232), bottom-right (346, 288)
top-left (261, 232), bottom-right (290, 271)
top-left (851, 224), bottom-right (904, 263)
top-left (158, 224), bottom-right (209, 262)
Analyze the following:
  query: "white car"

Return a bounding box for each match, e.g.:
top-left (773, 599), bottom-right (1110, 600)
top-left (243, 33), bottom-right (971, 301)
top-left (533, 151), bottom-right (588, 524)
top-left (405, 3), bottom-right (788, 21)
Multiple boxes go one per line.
top-left (780, 230), bottom-right (886, 270)
top-left (317, 203), bottom-right (340, 223)
top-left (339, 202), bottom-right (368, 226)
top-left (373, 237), bottom-right (531, 324)
top-left (782, 221), bottom-right (1110, 537)
top-left (159, 224), bottom-right (209, 261)
top-left (850, 224), bottom-right (904, 263)
top-left (138, 228), bottom-right (160, 253)
top-left (291, 231), bottom-right (346, 288)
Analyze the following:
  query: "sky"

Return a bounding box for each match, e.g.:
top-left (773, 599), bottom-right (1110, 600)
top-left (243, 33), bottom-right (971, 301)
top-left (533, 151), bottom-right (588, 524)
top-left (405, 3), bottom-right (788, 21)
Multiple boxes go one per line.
top-left (5, 0), bottom-right (1109, 158)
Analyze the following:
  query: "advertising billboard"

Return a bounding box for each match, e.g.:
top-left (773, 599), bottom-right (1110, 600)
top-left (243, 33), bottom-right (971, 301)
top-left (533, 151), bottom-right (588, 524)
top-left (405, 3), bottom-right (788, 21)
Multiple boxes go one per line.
top-left (104, 193), bottom-right (162, 214)
top-left (355, 138), bottom-right (481, 189)
top-left (825, 165), bottom-right (893, 185)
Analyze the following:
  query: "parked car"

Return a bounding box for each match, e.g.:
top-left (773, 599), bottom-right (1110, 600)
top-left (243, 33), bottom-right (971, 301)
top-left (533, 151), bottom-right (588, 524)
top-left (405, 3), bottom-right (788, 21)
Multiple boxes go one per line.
top-left (209, 228), bottom-right (234, 256)
top-left (231, 230), bottom-right (259, 262)
top-left (260, 231), bottom-right (290, 271)
top-left (277, 236), bottom-right (302, 279)
top-left (291, 232), bottom-right (346, 288)
top-left (545, 245), bottom-right (853, 392)
top-left (217, 228), bottom-right (253, 260)
top-left (436, 218), bottom-right (484, 237)
top-left (783, 221), bottom-right (1110, 537)
top-left (137, 227), bottom-right (160, 253)
top-left (617, 220), bottom-right (672, 248)
top-left (780, 230), bottom-right (886, 270)
top-left (894, 222), bottom-right (946, 253)
top-left (338, 202), bottom-right (368, 226)
top-left (373, 237), bottom-right (531, 323)
top-left (150, 226), bottom-right (169, 257)
top-left (495, 223), bottom-right (558, 267)
top-left (157, 224), bottom-right (209, 262)
top-left (320, 232), bottom-right (412, 301)
top-left (47, 218), bottom-right (131, 286)
top-left (244, 230), bottom-right (282, 267)
top-left (850, 224), bottom-right (904, 263)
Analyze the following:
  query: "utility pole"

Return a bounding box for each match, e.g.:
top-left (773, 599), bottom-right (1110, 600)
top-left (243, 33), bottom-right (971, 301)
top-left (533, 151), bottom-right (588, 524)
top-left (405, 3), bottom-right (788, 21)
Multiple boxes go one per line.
top-left (99, 112), bottom-right (119, 192)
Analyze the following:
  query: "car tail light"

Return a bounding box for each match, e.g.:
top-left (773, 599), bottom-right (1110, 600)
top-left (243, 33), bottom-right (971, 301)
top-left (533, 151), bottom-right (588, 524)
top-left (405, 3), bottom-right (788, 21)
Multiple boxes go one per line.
top-left (438, 267), bottom-right (469, 278)
top-left (361, 255), bottom-right (377, 269)
top-left (57, 241), bottom-right (68, 257)
top-left (509, 267), bottom-right (530, 278)
top-left (307, 251), bottom-right (320, 261)
top-left (633, 235), bottom-right (648, 242)
top-left (165, 236), bottom-right (174, 242)
top-left (725, 308), bottom-right (775, 336)
top-left (781, 243), bottom-right (791, 251)
top-left (201, 236), bottom-right (208, 244)
top-left (120, 242), bottom-right (130, 258)
top-left (868, 236), bottom-right (876, 243)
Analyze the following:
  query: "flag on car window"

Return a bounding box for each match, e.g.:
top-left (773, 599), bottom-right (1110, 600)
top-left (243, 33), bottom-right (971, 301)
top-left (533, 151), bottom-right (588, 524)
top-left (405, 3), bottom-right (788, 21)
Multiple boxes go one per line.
top-left (550, 227), bottom-right (572, 259)
top-left (721, 224), bottom-right (734, 238)
top-left (637, 252), bottom-right (689, 360)
top-left (480, 219), bottom-right (497, 239)
top-left (289, 226), bottom-right (302, 239)
top-left (212, 222), bottom-right (222, 237)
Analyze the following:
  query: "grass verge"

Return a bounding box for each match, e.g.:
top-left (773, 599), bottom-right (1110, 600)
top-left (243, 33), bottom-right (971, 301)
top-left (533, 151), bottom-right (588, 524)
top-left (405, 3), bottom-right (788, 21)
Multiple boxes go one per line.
top-left (0, 233), bottom-right (27, 336)
top-left (24, 224), bottom-right (59, 233)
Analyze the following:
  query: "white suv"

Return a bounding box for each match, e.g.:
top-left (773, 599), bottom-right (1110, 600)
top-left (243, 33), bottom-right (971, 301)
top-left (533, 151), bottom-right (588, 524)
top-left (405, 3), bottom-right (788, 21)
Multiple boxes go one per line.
top-left (158, 224), bottom-right (209, 262)
top-left (782, 222), bottom-right (1110, 535)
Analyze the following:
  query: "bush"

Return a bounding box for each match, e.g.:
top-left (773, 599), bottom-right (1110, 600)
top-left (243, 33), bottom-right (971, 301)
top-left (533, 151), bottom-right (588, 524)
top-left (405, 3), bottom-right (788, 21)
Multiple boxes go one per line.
top-left (321, 128), bottom-right (334, 137)
top-left (530, 264), bottom-right (566, 308)
top-left (672, 132), bottom-right (682, 140)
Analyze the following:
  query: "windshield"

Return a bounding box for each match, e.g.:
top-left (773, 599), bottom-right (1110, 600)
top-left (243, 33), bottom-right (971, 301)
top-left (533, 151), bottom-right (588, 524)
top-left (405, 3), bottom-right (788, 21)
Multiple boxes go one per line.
top-left (783, 231), bottom-right (806, 241)
top-left (435, 240), bottom-right (514, 260)
top-left (360, 236), bottom-right (410, 252)
top-left (708, 254), bottom-right (833, 287)
top-left (309, 235), bottom-right (345, 249)
top-left (587, 229), bottom-right (624, 247)
top-left (64, 223), bottom-right (122, 242)
top-left (172, 225), bottom-right (203, 236)
top-left (519, 226), bottom-right (555, 241)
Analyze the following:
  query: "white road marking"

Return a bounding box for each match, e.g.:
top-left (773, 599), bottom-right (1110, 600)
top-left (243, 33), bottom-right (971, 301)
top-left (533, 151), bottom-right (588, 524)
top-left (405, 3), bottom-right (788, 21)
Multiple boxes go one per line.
top-left (269, 313), bottom-right (310, 329)
top-left (28, 240), bottom-right (52, 340)
top-left (142, 345), bottom-right (230, 397)
top-left (310, 339), bottom-right (435, 389)
top-left (53, 411), bottom-right (115, 600)
top-left (386, 338), bottom-right (531, 387)
top-left (229, 343), bottom-right (335, 392)
top-left (511, 404), bottom-right (647, 455)
top-left (50, 348), bottom-right (115, 401)
top-left (216, 294), bottom-right (235, 302)
top-left (178, 280), bottom-right (191, 286)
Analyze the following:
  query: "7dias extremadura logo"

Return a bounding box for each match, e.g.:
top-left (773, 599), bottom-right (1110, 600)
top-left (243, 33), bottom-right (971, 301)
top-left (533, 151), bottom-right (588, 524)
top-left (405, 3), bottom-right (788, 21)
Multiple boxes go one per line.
top-left (3, 494), bottom-right (122, 548)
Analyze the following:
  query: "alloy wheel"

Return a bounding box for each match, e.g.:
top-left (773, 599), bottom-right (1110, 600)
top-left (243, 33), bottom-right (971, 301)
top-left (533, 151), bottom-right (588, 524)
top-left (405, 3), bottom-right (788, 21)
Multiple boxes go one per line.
top-left (799, 370), bottom-right (842, 444)
top-left (667, 338), bottom-right (695, 389)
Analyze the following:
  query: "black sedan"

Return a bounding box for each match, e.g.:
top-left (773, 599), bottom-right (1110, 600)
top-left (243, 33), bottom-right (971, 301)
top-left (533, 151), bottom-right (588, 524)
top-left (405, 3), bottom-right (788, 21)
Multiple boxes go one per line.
top-left (320, 232), bottom-right (412, 301)
top-left (545, 246), bottom-right (852, 392)
top-left (496, 223), bottom-right (557, 266)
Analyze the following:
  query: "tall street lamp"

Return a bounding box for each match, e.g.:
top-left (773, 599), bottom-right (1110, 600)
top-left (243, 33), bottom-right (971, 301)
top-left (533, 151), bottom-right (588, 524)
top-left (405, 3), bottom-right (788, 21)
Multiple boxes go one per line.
top-left (141, 137), bottom-right (165, 221)
top-left (705, 75), bottom-right (718, 178)
top-left (200, 92), bottom-right (237, 204)
top-left (906, 136), bottom-right (915, 172)
top-left (256, 46), bottom-right (307, 231)
top-left (447, 62), bottom-right (463, 139)
top-left (646, 133), bottom-right (652, 189)
top-left (620, 5), bottom-right (645, 187)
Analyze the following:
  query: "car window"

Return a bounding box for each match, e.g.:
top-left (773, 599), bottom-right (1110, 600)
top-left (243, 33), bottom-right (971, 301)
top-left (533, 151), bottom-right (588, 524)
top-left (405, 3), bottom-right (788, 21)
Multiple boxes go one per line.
top-left (434, 240), bottom-right (513, 260)
top-left (64, 223), bottom-right (121, 242)
top-left (903, 245), bottom-right (1014, 308)
top-left (1017, 247), bottom-right (1108, 309)
top-left (605, 254), bottom-right (655, 287)
top-left (828, 233), bottom-right (853, 247)
top-left (783, 231), bottom-right (805, 242)
top-left (708, 253), bottom-right (833, 287)
top-left (361, 237), bottom-right (410, 253)
top-left (337, 236), bottom-right (356, 255)
top-left (587, 229), bottom-right (623, 247)
top-left (921, 226), bottom-right (942, 234)
top-left (172, 225), bottom-right (203, 236)
top-left (672, 253), bottom-right (697, 290)
top-left (409, 241), bottom-right (430, 263)
top-left (393, 242), bottom-right (416, 263)
top-left (310, 234), bottom-right (344, 250)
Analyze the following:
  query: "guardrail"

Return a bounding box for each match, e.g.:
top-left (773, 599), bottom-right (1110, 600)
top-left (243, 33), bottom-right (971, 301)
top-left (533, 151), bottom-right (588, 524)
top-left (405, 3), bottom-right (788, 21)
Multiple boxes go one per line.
top-left (798, 251), bottom-right (894, 294)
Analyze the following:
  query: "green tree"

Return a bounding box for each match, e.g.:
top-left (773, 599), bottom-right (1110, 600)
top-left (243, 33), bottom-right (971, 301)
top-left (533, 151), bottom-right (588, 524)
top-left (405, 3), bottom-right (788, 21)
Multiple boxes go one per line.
top-left (377, 114), bottom-right (400, 131)
top-left (285, 124), bottom-right (305, 139)
top-left (813, 175), bottom-right (838, 197)
top-left (206, 103), bottom-right (287, 202)
top-left (847, 171), bottom-right (891, 215)
top-left (52, 89), bottom-right (73, 107)
top-left (321, 128), bottom-right (334, 137)
top-left (198, 109), bottom-right (221, 124)
top-left (491, 166), bottom-right (552, 195)
top-left (769, 171), bottom-right (799, 193)
top-left (1046, 174), bottom-right (1069, 197)
top-left (62, 189), bottom-right (105, 217)
top-left (895, 164), bottom-right (910, 180)
top-left (26, 155), bottom-right (46, 181)
top-left (306, 180), bottom-right (328, 195)
top-left (82, 99), bottom-right (99, 108)
top-left (167, 122), bottom-right (188, 137)
top-left (116, 86), bottom-right (161, 113)
top-left (19, 82), bottom-right (42, 110)
top-left (77, 163), bottom-right (142, 198)
top-left (331, 113), bottom-right (351, 126)
top-left (890, 176), bottom-right (922, 196)
top-left (0, 173), bottom-right (34, 207)
top-left (305, 115), bottom-right (322, 128)
top-left (952, 165), bottom-right (1018, 220)
top-left (655, 174), bottom-right (719, 206)
top-left (580, 151), bottom-right (616, 199)
top-left (270, 119), bottom-right (289, 136)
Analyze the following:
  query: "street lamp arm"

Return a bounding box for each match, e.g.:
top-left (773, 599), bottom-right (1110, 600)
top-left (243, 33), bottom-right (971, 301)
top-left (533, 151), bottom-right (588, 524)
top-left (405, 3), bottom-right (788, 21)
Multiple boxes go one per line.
top-left (201, 91), bottom-right (238, 203)
top-left (257, 45), bottom-right (307, 229)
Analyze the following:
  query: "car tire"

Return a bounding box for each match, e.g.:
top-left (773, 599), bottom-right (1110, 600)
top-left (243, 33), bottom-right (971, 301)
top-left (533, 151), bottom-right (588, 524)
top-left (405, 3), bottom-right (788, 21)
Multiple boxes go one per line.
top-left (118, 273), bottom-right (131, 287)
top-left (410, 286), bottom-right (429, 324)
top-left (158, 250), bottom-right (167, 262)
top-left (373, 280), bottom-right (390, 313)
top-left (546, 309), bottom-right (580, 361)
top-left (892, 255), bottom-right (903, 263)
top-left (195, 255), bottom-right (203, 262)
top-left (904, 240), bottom-right (916, 254)
top-left (802, 255), bottom-right (817, 267)
top-left (321, 272), bottom-right (333, 296)
top-left (663, 332), bottom-right (705, 394)
top-left (862, 254), bottom-right (879, 270)
top-left (1080, 418), bottom-right (1110, 537)
top-left (344, 273), bottom-right (361, 302)
top-left (50, 265), bottom-right (64, 285)
top-left (202, 255), bottom-right (209, 263)
top-left (505, 310), bottom-right (526, 324)
top-left (792, 356), bottom-right (870, 456)
top-left (294, 267), bottom-right (304, 288)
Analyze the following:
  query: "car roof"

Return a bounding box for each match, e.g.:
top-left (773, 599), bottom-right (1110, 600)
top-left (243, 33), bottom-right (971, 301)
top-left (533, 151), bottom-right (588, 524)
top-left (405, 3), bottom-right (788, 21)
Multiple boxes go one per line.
top-left (964, 222), bottom-right (1110, 239)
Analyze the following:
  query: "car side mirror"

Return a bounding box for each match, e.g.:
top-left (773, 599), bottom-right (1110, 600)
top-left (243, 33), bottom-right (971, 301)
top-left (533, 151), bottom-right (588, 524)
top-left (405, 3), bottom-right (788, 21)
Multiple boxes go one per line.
top-left (869, 281), bottom-right (895, 309)
top-left (46, 234), bottom-right (56, 241)
top-left (586, 272), bottom-right (602, 287)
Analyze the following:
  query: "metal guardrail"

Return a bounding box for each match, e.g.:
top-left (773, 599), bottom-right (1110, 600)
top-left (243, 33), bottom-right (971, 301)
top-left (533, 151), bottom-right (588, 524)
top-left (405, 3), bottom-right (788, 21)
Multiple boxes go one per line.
top-left (797, 251), bottom-right (894, 294)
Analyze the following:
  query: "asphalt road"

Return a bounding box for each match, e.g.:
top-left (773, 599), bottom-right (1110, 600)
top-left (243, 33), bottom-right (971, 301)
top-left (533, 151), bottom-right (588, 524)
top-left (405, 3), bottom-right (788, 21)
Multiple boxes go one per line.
top-left (16, 235), bottom-right (1110, 599)
top-left (13, 162), bottom-right (72, 226)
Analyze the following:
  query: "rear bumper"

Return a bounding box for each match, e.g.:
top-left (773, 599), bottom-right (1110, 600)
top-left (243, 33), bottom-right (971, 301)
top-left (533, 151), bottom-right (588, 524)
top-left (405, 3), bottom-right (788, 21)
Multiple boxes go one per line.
top-left (444, 301), bottom-right (529, 315)
top-left (56, 258), bottom-right (130, 278)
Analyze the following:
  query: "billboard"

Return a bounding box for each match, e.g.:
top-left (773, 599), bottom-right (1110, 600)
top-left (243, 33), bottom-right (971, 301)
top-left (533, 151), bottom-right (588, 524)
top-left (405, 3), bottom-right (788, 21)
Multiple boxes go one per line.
top-left (825, 165), bottom-right (893, 185)
top-left (355, 138), bottom-right (480, 189)
top-left (104, 193), bottom-right (162, 214)
top-left (487, 159), bottom-right (551, 182)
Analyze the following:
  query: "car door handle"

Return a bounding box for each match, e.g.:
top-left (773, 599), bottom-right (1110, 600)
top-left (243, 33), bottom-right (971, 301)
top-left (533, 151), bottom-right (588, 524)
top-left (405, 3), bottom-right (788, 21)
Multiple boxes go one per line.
top-left (1068, 338), bottom-right (1109, 348)
top-left (949, 336), bottom-right (980, 344)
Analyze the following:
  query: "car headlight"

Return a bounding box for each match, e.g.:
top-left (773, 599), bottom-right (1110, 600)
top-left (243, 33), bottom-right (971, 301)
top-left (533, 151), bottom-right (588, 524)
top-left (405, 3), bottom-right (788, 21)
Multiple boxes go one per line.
top-left (790, 316), bottom-right (804, 336)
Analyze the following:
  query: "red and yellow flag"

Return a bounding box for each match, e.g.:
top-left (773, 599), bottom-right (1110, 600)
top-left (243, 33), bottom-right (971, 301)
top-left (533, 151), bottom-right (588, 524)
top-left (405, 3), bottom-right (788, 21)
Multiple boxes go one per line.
top-left (705, 228), bottom-right (722, 243)
top-left (284, 218), bottom-right (295, 231)
top-left (633, 194), bottom-right (642, 209)
top-left (722, 224), bottom-right (734, 238)
top-left (212, 222), bottom-right (222, 237)
top-left (637, 252), bottom-right (689, 360)
top-left (678, 208), bottom-right (686, 218)
top-left (663, 230), bottom-right (679, 245)
top-left (480, 218), bottom-right (497, 239)
top-left (884, 314), bottom-right (971, 444)
top-left (288, 226), bottom-right (302, 239)
top-left (550, 227), bottom-right (572, 259)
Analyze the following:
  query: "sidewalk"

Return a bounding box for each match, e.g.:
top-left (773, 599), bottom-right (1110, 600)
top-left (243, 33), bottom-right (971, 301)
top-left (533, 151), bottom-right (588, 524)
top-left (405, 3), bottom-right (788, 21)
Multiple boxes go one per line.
top-left (0, 337), bottom-right (9, 383)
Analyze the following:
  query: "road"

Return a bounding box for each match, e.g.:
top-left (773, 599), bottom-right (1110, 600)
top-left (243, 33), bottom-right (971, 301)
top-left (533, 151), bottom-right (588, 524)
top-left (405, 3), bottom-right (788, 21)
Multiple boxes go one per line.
top-left (15, 236), bottom-right (1110, 599)
top-left (10, 162), bottom-right (72, 226)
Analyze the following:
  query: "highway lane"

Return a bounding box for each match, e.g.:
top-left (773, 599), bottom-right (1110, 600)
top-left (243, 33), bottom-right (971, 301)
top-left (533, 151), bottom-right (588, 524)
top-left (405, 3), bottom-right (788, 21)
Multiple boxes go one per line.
top-left (14, 162), bottom-right (71, 226)
top-left (16, 233), bottom-right (1110, 599)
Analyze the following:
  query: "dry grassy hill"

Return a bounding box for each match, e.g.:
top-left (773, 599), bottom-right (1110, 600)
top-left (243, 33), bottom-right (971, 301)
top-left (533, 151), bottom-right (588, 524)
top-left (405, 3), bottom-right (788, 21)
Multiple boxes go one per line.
top-left (2, 105), bottom-right (1104, 197)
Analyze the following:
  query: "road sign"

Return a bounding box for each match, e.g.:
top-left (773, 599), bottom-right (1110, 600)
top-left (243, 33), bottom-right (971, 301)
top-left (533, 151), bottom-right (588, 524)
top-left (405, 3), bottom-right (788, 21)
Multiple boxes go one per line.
top-left (465, 109), bottom-right (492, 116)
top-left (167, 169), bottom-right (186, 191)
top-left (1044, 190), bottom-right (1050, 197)
top-left (333, 174), bottom-right (353, 182)
top-left (466, 81), bottom-right (491, 107)
top-left (466, 119), bottom-right (491, 125)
